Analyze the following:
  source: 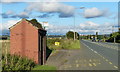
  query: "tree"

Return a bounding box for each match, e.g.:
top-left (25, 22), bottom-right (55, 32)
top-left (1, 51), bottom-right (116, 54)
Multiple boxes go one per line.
top-left (66, 31), bottom-right (79, 40)
top-left (29, 19), bottom-right (42, 28)
top-left (66, 31), bottom-right (74, 39)
top-left (106, 31), bottom-right (120, 43)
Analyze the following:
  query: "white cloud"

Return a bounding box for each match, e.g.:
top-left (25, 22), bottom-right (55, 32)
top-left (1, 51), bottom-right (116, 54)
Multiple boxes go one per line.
top-left (80, 21), bottom-right (99, 28)
top-left (0, 0), bottom-right (62, 3)
top-left (15, 11), bottom-right (29, 18)
top-left (1, 0), bottom-right (24, 3)
top-left (0, 0), bottom-right (41, 3)
top-left (84, 7), bottom-right (106, 18)
top-left (1, 19), bottom-right (118, 35)
top-left (1, 10), bottom-right (14, 18)
top-left (6, 10), bottom-right (14, 15)
top-left (1, 11), bottom-right (30, 18)
top-left (25, 2), bottom-right (75, 18)
top-left (1, 20), bottom-right (20, 30)
top-left (40, 21), bottom-right (116, 35)
top-left (19, 12), bottom-right (28, 16)
top-left (1, 0), bottom-right (75, 18)
top-left (78, 21), bottom-right (116, 34)
top-left (0, 23), bottom-right (2, 30)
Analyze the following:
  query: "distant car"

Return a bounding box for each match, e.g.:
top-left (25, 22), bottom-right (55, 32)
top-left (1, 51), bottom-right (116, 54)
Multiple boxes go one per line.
top-left (92, 38), bottom-right (96, 42)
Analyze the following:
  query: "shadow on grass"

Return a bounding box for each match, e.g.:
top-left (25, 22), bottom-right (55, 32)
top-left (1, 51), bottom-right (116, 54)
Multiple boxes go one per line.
top-left (46, 46), bottom-right (52, 60)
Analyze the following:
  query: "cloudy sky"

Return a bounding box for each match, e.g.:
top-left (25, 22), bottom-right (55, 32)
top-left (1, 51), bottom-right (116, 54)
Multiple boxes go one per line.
top-left (0, 0), bottom-right (119, 35)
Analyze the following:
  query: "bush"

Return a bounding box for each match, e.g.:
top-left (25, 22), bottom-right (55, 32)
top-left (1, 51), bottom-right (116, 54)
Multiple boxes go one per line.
top-left (66, 31), bottom-right (74, 39)
top-left (66, 31), bottom-right (79, 40)
top-left (2, 54), bottom-right (36, 71)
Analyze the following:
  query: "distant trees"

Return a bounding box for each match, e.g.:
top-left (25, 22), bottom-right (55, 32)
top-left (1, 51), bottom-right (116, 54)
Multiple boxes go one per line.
top-left (106, 31), bottom-right (120, 43)
top-left (0, 35), bottom-right (10, 40)
top-left (66, 31), bottom-right (79, 40)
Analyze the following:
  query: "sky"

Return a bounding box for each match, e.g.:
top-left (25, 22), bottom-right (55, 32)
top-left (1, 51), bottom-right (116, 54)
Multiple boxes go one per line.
top-left (0, 0), bottom-right (119, 35)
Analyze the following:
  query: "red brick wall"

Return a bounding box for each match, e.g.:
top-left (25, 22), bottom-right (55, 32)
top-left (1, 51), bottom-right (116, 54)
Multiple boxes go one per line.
top-left (10, 20), bottom-right (39, 63)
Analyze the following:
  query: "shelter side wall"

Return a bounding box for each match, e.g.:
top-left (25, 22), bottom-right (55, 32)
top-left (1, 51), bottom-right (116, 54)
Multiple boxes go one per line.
top-left (10, 20), bottom-right (39, 63)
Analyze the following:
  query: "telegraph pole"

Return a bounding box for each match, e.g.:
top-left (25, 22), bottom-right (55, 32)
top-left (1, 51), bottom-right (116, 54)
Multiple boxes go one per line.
top-left (74, 15), bottom-right (76, 40)
top-left (113, 17), bottom-right (116, 43)
top-left (73, 7), bottom-right (85, 40)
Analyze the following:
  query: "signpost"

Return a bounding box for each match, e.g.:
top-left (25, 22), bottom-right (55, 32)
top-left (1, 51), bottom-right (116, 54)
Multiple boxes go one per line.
top-left (55, 42), bottom-right (60, 46)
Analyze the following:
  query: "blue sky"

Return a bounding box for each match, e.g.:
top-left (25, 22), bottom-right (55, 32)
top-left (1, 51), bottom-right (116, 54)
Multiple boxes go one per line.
top-left (0, 1), bottom-right (119, 35)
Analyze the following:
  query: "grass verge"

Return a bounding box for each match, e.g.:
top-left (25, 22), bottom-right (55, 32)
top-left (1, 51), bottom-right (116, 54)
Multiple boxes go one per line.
top-left (47, 38), bottom-right (80, 50)
top-left (32, 65), bottom-right (57, 70)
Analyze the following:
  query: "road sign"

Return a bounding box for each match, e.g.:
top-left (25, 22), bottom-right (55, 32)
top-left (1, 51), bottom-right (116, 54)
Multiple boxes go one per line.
top-left (55, 42), bottom-right (60, 46)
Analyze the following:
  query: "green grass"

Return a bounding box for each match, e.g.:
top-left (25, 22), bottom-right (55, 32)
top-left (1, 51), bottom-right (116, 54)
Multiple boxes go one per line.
top-left (51, 50), bottom-right (58, 54)
top-left (32, 65), bottom-right (57, 70)
top-left (65, 40), bottom-right (80, 49)
top-left (47, 39), bottom-right (80, 50)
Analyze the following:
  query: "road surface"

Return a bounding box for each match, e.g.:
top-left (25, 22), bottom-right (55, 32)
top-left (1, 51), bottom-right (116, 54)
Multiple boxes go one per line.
top-left (46, 40), bottom-right (119, 70)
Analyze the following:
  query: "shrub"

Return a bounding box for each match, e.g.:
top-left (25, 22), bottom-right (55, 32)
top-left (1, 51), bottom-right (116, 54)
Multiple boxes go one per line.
top-left (2, 54), bottom-right (36, 71)
top-left (66, 31), bottom-right (74, 39)
top-left (66, 31), bottom-right (79, 40)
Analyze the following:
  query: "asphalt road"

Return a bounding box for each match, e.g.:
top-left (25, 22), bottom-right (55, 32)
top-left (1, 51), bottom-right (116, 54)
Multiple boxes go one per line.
top-left (46, 40), bottom-right (119, 70)
top-left (81, 40), bottom-right (118, 66)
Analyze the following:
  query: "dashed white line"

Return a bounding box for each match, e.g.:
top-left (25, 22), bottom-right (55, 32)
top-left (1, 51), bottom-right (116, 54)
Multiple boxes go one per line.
top-left (93, 63), bottom-right (96, 66)
top-left (114, 66), bottom-right (118, 69)
top-left (81, 40), bottom-right (118, 69)
top-left (94, 51), bottom-right (97, 54)
top-left (109, 62), bottom-right (112, 64)
top-left (89, 63), bottom-right (92, 67)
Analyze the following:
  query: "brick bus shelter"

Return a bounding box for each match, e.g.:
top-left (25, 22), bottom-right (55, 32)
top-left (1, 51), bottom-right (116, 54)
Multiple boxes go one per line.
top-left (9, 19), bottom-right (47, 65)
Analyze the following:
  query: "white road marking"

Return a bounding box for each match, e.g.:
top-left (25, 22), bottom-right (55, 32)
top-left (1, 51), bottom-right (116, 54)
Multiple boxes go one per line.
top-left (109, 62), bottom-right (112, 64)
top-left (93, 63), bottom-right (96, 66)
top-left (94, 51), bottom-right (97, 53)
top-left (76, 64), bottom-right (79, 67)
top-left (89, 63), bottom-right (92, 67)
top-left (114, 66), bottom-right (118, 69)
top-left (81, 40), bottom-right (118, 69)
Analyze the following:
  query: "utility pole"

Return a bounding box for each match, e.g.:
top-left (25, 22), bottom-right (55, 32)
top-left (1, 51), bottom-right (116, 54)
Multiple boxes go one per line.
top-left (74, 15), bottom-right (76, 40)
top-left (73, 7), bottom-right (85, 40)
top-left (113, 17), bottom-right (116, 43)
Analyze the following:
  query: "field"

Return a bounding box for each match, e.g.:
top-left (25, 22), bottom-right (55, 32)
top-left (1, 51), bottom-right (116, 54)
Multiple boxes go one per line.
top-left (0, 40), bottom-right (10, 54)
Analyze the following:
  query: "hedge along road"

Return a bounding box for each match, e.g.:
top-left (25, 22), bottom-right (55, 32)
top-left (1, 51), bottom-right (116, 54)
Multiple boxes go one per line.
top-left (46, 40), bottom-right (118, 70)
